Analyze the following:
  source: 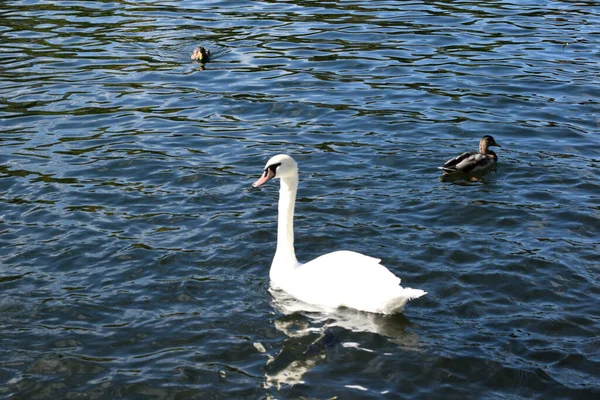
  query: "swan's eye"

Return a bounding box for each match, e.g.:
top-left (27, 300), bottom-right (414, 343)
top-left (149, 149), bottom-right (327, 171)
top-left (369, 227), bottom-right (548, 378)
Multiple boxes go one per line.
top-left (267, 163), bottom-right (281, 175)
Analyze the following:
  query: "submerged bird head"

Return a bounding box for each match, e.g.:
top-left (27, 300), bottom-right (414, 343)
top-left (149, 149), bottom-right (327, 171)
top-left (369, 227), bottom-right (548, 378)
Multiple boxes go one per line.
top-left (479, 135), bottom-right (501, 154)
top-left (253, 154), bottom-right (298, 187)
top-left (191, 46), bottom-right (210, 62)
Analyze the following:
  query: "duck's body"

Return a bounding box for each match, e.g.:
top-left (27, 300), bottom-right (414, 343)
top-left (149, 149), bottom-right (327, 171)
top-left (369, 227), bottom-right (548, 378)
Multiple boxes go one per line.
top-left (191, 46), bottom-right (210, 62)
top-left (439, 135), bottom-right (501, 173)
top-left (253, 154), bottom-right (426, 314)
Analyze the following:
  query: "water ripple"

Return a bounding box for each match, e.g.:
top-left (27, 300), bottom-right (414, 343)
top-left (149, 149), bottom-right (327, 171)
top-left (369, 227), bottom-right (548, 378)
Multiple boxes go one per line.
top-left (1, 0), bottom-right (599, 398)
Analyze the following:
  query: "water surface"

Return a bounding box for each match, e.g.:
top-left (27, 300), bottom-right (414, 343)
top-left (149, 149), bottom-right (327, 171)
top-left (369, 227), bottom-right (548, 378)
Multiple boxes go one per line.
top-left (1, 0), bottom-right (599, 398)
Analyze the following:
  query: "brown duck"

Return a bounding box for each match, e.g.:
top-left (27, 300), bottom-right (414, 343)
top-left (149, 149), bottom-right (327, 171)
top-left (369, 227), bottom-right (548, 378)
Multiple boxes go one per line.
top-left (439, 135), bottom-right (502, 173)
top-left (191, 46), bottom-right (210, 63)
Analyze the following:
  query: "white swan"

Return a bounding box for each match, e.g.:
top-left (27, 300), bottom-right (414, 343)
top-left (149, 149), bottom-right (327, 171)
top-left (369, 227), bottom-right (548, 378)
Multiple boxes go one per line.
top-left (253, 154), bottom-right (426, 314)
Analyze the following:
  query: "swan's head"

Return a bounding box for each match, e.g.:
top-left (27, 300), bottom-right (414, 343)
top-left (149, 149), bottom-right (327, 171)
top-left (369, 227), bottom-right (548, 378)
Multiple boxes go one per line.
top-left (253, 154), bottom-right (298, 187)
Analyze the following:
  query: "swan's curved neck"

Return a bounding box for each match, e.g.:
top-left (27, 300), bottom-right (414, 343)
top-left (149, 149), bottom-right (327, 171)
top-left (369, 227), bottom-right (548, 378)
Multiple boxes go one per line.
top-left (272, 174), bottom-right (299, 275)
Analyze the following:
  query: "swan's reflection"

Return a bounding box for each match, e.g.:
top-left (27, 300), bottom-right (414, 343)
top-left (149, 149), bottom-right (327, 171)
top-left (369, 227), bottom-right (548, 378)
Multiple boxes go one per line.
top-left (263, 287), bottom-right (421, 389)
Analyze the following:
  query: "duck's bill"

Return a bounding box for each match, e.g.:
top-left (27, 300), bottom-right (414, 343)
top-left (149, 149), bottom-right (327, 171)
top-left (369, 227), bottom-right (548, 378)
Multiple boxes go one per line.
top-left (252, 168), bottom-right (275, 187)
top-left (494, 142), bottom-right (502, 147)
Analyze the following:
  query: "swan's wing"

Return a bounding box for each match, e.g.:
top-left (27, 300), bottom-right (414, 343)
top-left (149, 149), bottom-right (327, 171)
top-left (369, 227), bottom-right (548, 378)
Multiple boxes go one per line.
top-left (298, 250), bottom-right (401, 286)
top-left (280, 250), bottom-right (425, 314)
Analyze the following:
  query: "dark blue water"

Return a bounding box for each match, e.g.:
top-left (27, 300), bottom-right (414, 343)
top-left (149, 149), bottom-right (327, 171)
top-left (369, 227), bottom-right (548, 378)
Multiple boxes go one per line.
top-left (1, 0), bottom-right (599, 398)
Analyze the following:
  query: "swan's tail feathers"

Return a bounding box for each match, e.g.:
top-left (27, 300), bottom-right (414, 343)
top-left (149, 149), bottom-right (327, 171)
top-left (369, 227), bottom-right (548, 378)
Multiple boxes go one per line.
top-left (403, 288), bottom-right (427, 300)
top-left (380, 287), bottom-right (427, 315)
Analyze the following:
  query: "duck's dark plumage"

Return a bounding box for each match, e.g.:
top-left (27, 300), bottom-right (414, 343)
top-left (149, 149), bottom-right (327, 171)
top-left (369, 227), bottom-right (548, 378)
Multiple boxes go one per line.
top-left (191, 46), bottom-right (210, 63)
top-left (439, 135), bottom-right (501, 173)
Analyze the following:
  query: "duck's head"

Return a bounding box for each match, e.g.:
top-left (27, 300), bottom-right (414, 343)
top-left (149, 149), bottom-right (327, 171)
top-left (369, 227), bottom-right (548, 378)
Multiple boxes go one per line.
top-left (191, 46), bottom-right (210, 62)
top-left (253, 154), bottom-right (298, 187)
top-left (480, 135), bottom-right (501, 153)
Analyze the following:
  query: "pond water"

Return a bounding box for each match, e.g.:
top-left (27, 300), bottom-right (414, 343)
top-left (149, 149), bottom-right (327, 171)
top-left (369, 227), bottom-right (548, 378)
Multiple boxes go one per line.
top-left (1, 0), bottom-right (599, 398)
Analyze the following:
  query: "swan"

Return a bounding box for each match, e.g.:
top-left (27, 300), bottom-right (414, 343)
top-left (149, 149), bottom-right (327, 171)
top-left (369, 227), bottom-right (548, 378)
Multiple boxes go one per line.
top-left (252, 154), bottom-right (426, 314)
top-left (439, 135), bottom-right (501, 173)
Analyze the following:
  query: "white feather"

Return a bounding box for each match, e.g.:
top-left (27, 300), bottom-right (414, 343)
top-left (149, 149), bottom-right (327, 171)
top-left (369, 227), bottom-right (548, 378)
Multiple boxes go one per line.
top-left (254, 154), bottom-right (426, 314)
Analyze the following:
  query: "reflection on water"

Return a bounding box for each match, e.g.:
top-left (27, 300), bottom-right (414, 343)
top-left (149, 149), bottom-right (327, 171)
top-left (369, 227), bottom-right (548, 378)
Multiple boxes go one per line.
top-left (1, 0), bottom-right (599, 398)
top-left (438, 168), bottom-right (497, 184)
top-left (263, 317), bottom-right (327, 389)
top-left (264, 288), bottom-right (421, 389)
top-left (269, 287), bottom-right (419, 341)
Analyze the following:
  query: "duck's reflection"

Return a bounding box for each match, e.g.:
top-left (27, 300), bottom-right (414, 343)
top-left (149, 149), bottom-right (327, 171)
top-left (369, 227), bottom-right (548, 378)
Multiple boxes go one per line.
top-left (439, 167), bottom-right (497, 184)
top-left (262, 287), bottom-right (421, 389)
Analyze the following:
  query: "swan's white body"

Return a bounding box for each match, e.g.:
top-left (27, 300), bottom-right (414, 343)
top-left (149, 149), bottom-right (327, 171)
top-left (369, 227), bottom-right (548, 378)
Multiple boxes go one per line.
top-left (253, 154), bottom-right (426, 314)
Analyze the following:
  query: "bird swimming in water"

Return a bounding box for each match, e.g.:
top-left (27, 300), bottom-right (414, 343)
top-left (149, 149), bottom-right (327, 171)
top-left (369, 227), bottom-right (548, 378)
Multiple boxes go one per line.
top-left (439, 135), bottom-right (502, 174)
top-left (191, 46), bottom-right (210, 63)
top-left (252, 154), bottom-right (426, 314)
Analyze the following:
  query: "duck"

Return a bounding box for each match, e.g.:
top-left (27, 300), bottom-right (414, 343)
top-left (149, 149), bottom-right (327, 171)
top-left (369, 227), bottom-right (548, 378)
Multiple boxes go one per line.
top-left (252, 154), bottom-right (426, 314)
top-left (439, 135), bottom-right (501, 173)
top-left (191, 46), bottom-right (210, 63)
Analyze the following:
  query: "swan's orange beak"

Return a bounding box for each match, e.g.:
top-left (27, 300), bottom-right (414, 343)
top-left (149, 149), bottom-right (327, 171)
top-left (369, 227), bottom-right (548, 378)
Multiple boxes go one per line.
top-left (253, 168), bottom-right (275, 187)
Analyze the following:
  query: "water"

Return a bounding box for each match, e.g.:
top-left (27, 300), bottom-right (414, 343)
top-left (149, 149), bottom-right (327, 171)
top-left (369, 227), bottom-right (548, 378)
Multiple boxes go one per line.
top-left (1, 0), bottom-right (599, 398)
